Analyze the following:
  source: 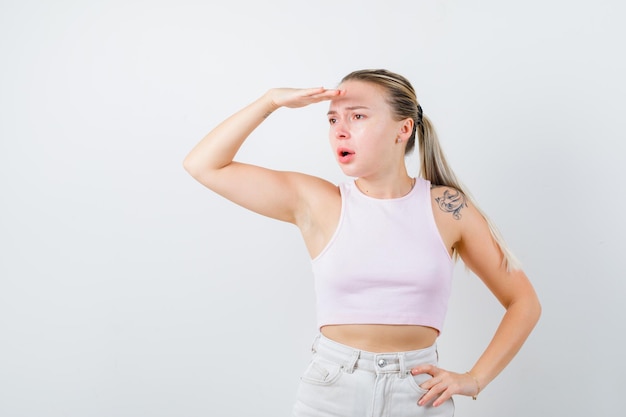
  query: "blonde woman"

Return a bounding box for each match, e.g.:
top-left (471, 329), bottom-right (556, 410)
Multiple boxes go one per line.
top-left (184, 69), bottom-right (541, 416)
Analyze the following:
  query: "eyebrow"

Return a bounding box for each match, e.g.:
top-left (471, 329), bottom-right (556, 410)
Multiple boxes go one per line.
top-left (327, 106), bottom-right (370, 115)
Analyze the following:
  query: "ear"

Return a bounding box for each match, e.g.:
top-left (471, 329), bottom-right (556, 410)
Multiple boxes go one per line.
top-left (398, 118), bottom-right (414, 140)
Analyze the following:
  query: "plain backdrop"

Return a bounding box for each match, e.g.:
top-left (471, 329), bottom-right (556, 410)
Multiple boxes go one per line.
top-left (1, 1), bottom-right (625, 416)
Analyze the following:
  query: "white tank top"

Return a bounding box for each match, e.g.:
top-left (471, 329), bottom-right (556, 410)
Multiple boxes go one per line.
top-left (311, 178), bottom-right (454, 333)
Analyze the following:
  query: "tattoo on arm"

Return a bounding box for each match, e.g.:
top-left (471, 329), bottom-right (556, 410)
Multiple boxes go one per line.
top-left (435, 189), bottom-right (467, 220)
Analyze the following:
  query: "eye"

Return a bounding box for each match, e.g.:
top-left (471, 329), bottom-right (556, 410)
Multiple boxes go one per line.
top-left (354, 114), bottom-right (364, 120)
top-left (328, 118), bottom-right (337, 125)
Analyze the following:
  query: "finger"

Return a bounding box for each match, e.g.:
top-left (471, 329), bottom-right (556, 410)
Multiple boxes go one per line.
top-left (417, 383), bottom-right (443, 407)
top-left (308, 89), bottom-right (343, 101)
top-left (301, 87), bottom-right (327, 96)
top-left (278, 88), bottom-right (341, 108)
top-left (411, 364), bottom-right (437, 376)
top-left (300, 87), bottom-right (339, 97)
top-left (432, 388), bottom-right (453, 407)
top-left (418, 375), bottom-right (440, 391)
top-left (418, 380), bottom-right (454, 407)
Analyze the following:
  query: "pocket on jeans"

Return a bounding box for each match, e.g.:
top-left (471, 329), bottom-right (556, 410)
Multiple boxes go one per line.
top-left (300, 355), bottom-right (344, 386)
top-left (406, 371), bottom-right (432, 395)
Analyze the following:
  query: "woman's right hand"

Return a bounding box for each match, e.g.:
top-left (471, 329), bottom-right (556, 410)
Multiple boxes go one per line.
top-left (266, 87), bottom-right (343, 111)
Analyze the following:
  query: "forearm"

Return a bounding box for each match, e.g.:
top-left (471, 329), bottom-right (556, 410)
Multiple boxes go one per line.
top-left (183, 91), bottom-right (277, 177)
top-left (469, 295), bottom-right (541, 393)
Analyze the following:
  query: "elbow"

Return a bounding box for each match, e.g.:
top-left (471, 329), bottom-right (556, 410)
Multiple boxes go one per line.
top-left (183, 154), bottom-right (224, 189)
top-left (524, 294), bottom-right (542, 329)
top-left (533, 297), bottom-right (542, 324)
top-left (182, 154), bottom-right (204, 179)
top-left (182, 154), bottom-right (195, 175)
top-left (506, 292), bottom-right (542, 328)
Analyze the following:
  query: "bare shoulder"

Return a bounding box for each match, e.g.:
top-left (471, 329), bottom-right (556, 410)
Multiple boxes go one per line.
top-left (271, 171), bottom-right (339, 223)
top-left (291, 173), bottom-right (341, 258)
top-left (429, 185), bottom-right (467, 251)
top-left (429, 184), bottom-right (487, 227)
top-left (299, 174), bottom-right (341, 220)
top-left (429, 184), bottom-right (490, 251)
top-left (291, 172), bottom-right (340, 203)
top-left (429, 185), bottom-right (469, 221)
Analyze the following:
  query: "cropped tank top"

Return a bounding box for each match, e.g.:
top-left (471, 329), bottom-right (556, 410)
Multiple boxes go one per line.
top-left (311, 178), bottom-right (454, 334)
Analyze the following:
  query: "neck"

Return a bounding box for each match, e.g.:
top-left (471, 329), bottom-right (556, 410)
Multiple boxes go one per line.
top-left (355, 174), bottom-right (416, 199)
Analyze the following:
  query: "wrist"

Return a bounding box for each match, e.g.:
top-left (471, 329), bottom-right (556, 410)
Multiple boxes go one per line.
top-left (262, 89), bottom-right (281, 115)
top-left (466, 371), bottom-right (481, 400)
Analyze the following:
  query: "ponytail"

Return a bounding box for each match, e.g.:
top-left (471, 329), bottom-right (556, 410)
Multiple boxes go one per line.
top-left (418, 115), bottom-right (459, 188)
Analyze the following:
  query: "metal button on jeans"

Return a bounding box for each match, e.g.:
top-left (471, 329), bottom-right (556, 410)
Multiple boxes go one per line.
top-left (377, 359), bottom-right (387, 368)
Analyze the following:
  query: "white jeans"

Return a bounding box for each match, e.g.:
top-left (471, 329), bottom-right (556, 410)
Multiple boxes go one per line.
top-left (293, 334), bottom-right (454, 417)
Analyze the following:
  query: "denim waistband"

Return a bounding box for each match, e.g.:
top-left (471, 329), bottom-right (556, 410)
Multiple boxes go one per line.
top-left (311, 333), bottom-right (438, 376)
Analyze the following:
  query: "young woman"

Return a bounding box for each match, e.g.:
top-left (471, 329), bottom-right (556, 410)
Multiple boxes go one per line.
top-left (183, 69), bottom-right (541, 416)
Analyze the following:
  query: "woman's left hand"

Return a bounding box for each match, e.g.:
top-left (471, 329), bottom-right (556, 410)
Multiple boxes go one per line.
top-left (410, 365), bottom-right (479, 407)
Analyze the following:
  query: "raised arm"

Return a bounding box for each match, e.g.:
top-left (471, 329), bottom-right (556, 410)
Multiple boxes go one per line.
top-left (183, 87), bottom-right (342, 223)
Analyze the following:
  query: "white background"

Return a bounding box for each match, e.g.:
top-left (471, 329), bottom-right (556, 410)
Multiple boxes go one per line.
top-left (1, 1), bottom-right (625, 416)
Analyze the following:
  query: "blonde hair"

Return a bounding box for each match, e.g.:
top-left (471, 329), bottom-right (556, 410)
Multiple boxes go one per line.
top-left (341, 69), bottom-right (520, 270)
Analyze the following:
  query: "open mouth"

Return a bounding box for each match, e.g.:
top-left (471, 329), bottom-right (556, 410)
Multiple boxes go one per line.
top-left (337, 147), bottom-right (355, 163)
top-left (337, 147), bottom-right (354, 157)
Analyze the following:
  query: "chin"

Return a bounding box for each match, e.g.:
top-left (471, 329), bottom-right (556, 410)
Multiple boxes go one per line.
top-left (337, 165), bottom-right (358, 178)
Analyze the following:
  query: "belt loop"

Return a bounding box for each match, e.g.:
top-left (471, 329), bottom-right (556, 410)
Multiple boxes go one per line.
top-left (344, 350), bottom-right (360, 374)
top-left (311, 333), bottom-right (321, 353)
top-left (399, 353), bottom-right (407, 378)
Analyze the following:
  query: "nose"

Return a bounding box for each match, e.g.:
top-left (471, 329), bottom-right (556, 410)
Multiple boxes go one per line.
top-left (332, 122), bottom-right (350, 140)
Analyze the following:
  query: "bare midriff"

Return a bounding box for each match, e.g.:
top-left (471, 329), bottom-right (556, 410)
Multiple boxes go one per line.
top-left (321, 324), bottom-right (438, 353)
